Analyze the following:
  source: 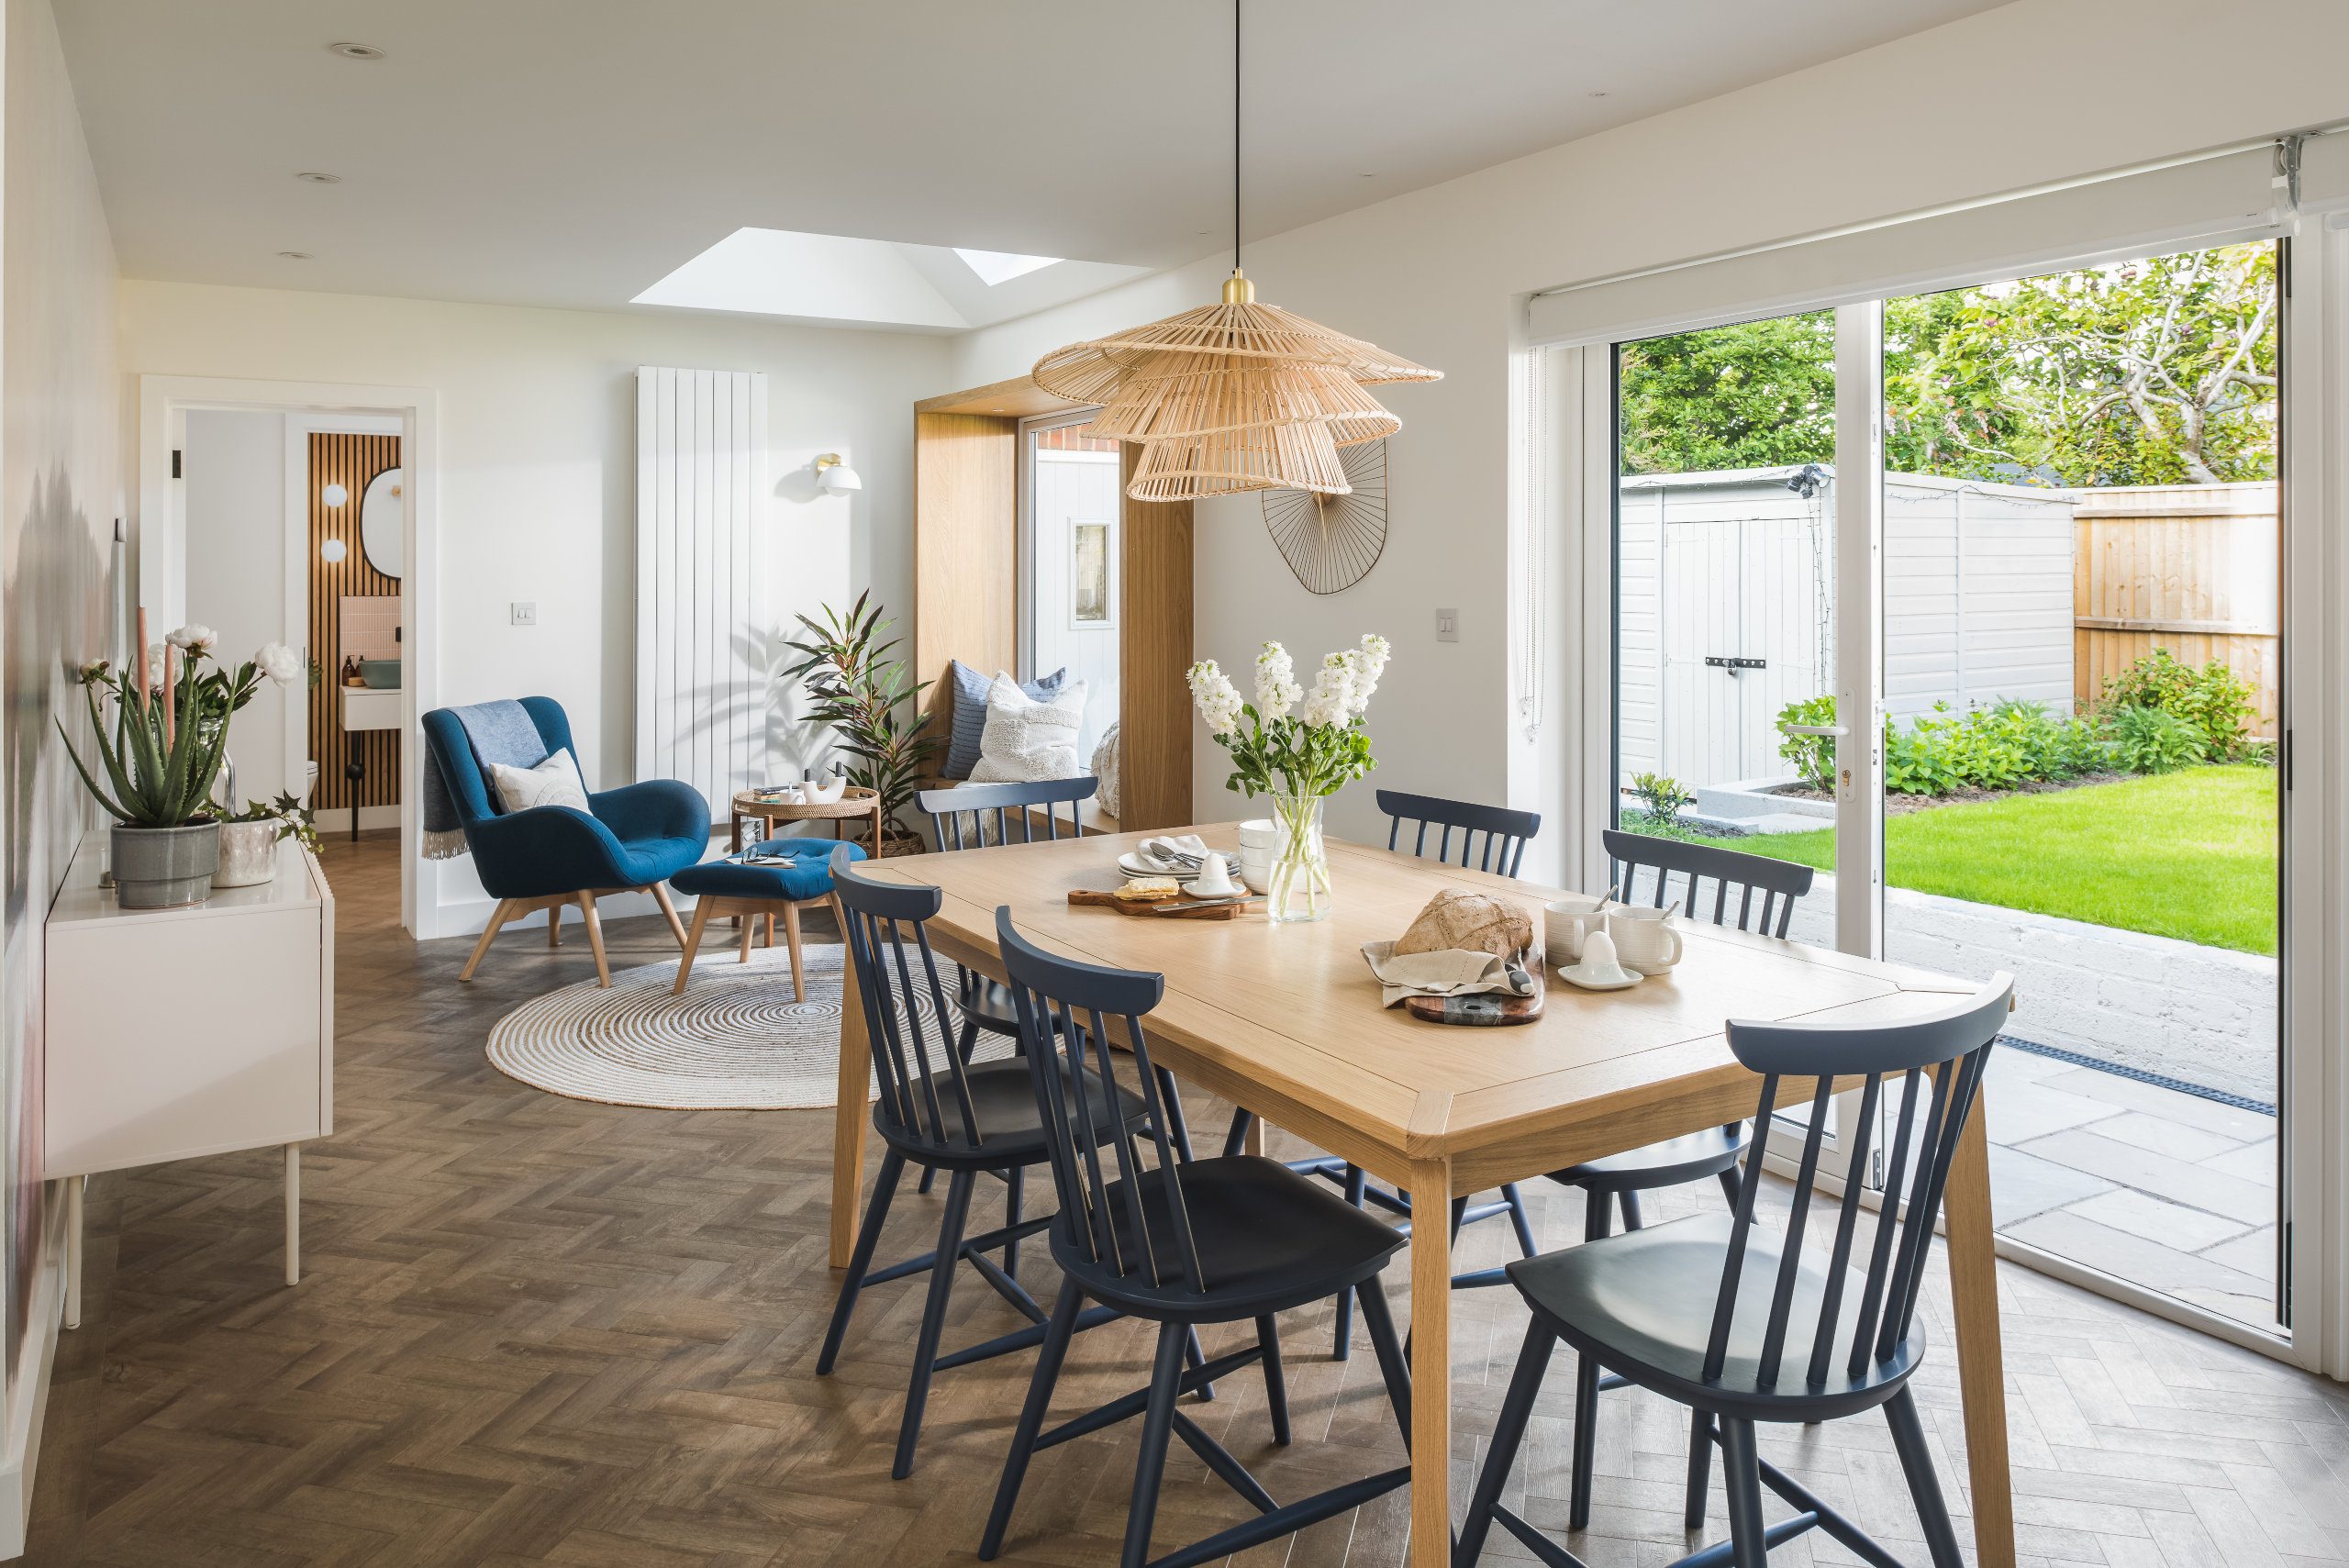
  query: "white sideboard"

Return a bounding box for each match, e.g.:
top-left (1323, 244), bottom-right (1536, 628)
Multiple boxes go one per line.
top-left (44, 829), bottom-right (333, 1322)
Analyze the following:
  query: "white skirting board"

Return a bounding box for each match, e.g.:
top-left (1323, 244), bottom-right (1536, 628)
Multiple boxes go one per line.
top-left (0, 1180), bottom-right (72, 1557)
top-left (635, 367), bottom-right (773, 814)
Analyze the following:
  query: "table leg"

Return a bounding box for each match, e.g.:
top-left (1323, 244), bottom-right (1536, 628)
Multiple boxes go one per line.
top-left (829, 893), bottom-right (872, 1269)
top-left (1945, 1097), bottom-right (2012, 1568)
top-left (65, 1174), bottom-right (84, 1330)
top-left (284, 1144), bottom-right (301, 1286)
top-left (1408, 1156), bottom-right (1453, 1568)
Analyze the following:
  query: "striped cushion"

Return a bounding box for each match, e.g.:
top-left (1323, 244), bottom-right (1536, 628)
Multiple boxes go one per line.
top-left (943, 661), bottom-right (1066, 779)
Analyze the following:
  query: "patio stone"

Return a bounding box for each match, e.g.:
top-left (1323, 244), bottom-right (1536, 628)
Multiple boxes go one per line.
top-left (2014, 1128), bottom-right (2276, 1227)
top-left (2036, 1068), bottom-right (2278, 1140)
top-left (2003, 1209), bottom-right (2274, 1303)
top-left (2086, 1110), bottom-right (2254, 1165)
top-left (1987, 1142), bottom-right (2116, 1226)
top-left (2199, 1226), bottom-right (2281, 1278)
top-left (2066, 1188), bottom-right (2253, 1252)
top-left (2199, 1139), bottom-right (2281, 1184)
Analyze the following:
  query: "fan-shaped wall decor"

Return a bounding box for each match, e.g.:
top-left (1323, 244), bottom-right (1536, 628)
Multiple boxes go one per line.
top-left (1261, 439), bottom-right (1387, 595)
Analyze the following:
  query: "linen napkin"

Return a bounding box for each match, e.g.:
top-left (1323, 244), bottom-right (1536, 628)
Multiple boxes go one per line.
top-left (1134, 834), bottom-right (1211, 872)
top-left (1362, 940), bottom-right (1538, 1009)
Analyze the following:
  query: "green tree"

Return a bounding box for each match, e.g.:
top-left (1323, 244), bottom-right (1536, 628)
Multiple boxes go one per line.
top-left (1620, 243), bottom-right (2277, 485)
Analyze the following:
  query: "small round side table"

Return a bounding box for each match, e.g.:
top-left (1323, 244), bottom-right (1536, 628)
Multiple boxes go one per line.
top-left (729, 785), bottom-right (887, 859)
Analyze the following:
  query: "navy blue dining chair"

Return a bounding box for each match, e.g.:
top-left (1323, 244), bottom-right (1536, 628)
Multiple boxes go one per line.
top-left (1458, 974), bottom-right (2013, 1568)
top-left (815, 849), bottom-right (1133, 1479)
top-left (979, 906), bottom-right (1415, 1568)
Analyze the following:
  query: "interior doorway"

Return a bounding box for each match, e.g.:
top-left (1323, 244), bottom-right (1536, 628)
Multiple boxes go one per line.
top-left (137, 376), bottom-right (437, 934)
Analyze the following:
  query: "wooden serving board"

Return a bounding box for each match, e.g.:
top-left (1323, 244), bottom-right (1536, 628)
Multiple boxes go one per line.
top-left (1067, 888), bottom-right (1262, 921)
top-left (1403, 955), bottom-right (1546, 1027)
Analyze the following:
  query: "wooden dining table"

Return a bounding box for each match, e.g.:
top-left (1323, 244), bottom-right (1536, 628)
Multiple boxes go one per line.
top-left (830, 822), bottom-right (2013, 1568)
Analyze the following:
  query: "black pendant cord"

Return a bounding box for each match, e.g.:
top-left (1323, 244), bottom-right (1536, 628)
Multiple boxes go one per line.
top-left (1232, 0), bottom-right (1241, 272)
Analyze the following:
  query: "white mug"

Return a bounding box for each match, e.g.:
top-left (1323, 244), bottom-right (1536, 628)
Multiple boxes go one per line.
top-left (1543, 895), bottom-right (1609, 967)
top-left (1605, 905), bottom-right (1684, 975)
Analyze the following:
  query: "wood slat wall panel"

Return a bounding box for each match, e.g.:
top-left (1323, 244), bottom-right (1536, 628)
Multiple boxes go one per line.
top-left (634, 368), bottom-right (771, 820)
top-left (309, 432), bottom-right (401, 812)
top-left (1118, 443), bottom-right (1193, 832)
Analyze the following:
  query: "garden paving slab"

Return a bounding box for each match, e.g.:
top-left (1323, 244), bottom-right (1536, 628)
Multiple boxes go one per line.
top-left (1987, 1142), bottom-right (2116, 1226)
top-left (2014, 1129), bottom-right (2275, 1226)
top-left (2067, 1188), bottom-right (2253, 1252)
top-left (2199, 1227), bottom-right (2281, 1279)
top-left (2004, 1210), bottom-right (2273, 1306)
top-left (2034, 1069), bottom-right (2278, 1139)
top-left (2086, 1111), bottom-right (2252, 1165)
top-left (2199, 1140), bottom-right (2282, 1184)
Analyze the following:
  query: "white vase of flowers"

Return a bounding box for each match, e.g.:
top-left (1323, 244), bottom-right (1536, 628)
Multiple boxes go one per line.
top-left (1186, 634), bottom-right (1388, 923)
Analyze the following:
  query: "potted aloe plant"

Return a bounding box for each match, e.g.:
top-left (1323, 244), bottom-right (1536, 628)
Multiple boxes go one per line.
top-left (61, 625), bottom-right (303, 906)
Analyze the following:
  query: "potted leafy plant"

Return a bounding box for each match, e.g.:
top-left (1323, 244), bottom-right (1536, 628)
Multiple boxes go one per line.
top-left (216, 791), bottom-right (322, 888)
top-left (61, 626), bottom-right (304, 906)
top-left (781, 594), bottom-right (943, 851)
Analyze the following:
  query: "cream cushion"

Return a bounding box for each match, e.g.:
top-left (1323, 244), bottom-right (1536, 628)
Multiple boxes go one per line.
top-left (490, 748), bottom-right (592, 815)
top-left (970, 673), bottom-right (1088, 783)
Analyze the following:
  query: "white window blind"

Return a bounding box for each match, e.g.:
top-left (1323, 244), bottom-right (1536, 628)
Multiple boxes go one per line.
top-left (634, 366), bottom-right (770, 820)
top-left (1530, 144), bottom-right (2288, 348)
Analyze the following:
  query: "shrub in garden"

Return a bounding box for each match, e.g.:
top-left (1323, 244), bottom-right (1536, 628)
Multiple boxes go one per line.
top-left (2100, 646), bottom-right (2254, 760)
top-left (2106, 705), bottom-right (2207, 773)
top-left (1628, 771), bottom-right (1694, 817)
top-left (1774, 695), bottom-right (1839, 790)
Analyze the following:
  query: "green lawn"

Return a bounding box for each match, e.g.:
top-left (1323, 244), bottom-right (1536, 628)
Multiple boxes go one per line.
top-left (1731, 764), bottom-right (2278, 955)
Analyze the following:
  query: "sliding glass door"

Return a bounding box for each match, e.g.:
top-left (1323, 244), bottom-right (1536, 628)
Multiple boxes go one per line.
top-left (1608, 242), bottom-right (2288, 1335)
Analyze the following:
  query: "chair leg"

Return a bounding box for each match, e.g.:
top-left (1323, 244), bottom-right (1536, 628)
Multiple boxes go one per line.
top-left (817, 1149), bottom-right (906, 1374)
top-left (575, 893), bottom-right (611, 987)
top-left (1185, 1326), bottom-right (1216, 1402)
top-left (893, 1167), bottom-right (975, 1480)
top-left (1256, 1315), bottom-right (1290, 1445)
top-left (979, 1276), bottom-right (1085, 1561)
top-left (458, 899), bottom-right (518, 981)
top-left (1353, 1273), bottom-right (1412, 1443)
top-left (672, 896), bottom-right (716, 995)
top-left (1332, 1162), bottom-right (1368, 1360)
top-left (738, 905), bottom-right (755, 962)
top-left (1885, 1387), bottom-right (1965, 1568)
top-left (1221, 1106), bottom-right (1254, 1159)
top-left (1119, 1323), bottom-right (1191, 1568)
top-left (649, 882), bottom-right (690, 948)
top-left (1568, 1342), bottom-right (1602, 1530)
top-left (1456, 1319), bottom-right (1556, 1567)
top-left (1719, 1167), bottom-right (1742, 1209)
top-left (1685, 1412), bottom-right (1713, 1529)
top-left (954, 1018), bottom-right (982, 1067)
top-left (1003, 1166), bottom-right (1024, 1284)
top-left (548, 902), bottom-right (562, 946)
top-left (1619, 1189), bottom-right (1644, 1230)
top-left (1502, 1182), bottom-right (1539, 1257)
top-left (782, 899), bottom-right (807, 1002)
top-left (1719, 1418), bottom-right (1769, 1568)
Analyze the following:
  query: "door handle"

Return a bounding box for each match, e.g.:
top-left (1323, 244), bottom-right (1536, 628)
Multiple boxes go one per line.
top-left (1703, 656), bottom-right (1767, 671)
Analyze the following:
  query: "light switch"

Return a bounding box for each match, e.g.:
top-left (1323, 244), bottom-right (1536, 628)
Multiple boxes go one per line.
top-left (1436, 607), bottom-right (1459, 643)
top-left (510, 602), bottom-right (537, 627)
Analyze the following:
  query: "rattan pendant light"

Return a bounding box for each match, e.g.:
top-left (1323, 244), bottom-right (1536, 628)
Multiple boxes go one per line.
top-left (1030, 0), bottom-right (1440, 501)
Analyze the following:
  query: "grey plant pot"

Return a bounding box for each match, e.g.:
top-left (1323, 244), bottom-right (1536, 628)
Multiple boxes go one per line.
top-left (111, 820), bottom-right (221, 908)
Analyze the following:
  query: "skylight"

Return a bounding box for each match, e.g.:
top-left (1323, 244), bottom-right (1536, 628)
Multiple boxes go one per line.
top-left (953, 248), bottom-right (1062, 286)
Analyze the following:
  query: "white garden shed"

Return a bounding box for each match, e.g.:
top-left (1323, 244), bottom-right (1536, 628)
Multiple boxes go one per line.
top-left (1618, 465), bottom-right (2076, 792)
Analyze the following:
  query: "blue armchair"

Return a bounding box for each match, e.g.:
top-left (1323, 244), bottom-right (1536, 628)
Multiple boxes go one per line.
top-left (421, 696), bottom-right (710, 986)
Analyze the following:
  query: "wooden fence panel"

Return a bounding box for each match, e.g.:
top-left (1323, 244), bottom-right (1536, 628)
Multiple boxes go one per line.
top-left (2073, 484), bottom-right (2278, 736)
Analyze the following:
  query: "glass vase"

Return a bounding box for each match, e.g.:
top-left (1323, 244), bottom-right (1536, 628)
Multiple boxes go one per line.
top-left (1266, 793), bottom-right (1332, 923)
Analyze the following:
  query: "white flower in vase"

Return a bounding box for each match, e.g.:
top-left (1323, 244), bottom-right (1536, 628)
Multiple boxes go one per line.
top-left (166, 623), bottom-right (218, 655)
top-left (255, 641), bottom-right (306, 685)
top-left (1252, 641), bottom-right (1300, 720)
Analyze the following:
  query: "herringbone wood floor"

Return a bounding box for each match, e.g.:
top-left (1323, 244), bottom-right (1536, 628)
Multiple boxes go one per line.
top-left (22, 838), bottom-right (2349, 1567)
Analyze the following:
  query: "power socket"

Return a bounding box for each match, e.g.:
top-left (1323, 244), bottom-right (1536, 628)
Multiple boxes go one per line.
top-left (510, 602), bottom-right (537, 627)
top-left (1435, 607), bottom-right (1459, 643)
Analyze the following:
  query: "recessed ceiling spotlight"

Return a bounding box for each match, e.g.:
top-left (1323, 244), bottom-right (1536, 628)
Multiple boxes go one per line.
top-left (1588, 89), bottom-right (1609, 98)
top-left (1359, 172), bottom-right (1378, 179)
top-left (326, 41), bottom-right (386, 61)
top-left (278, 250), bottom-right (312, 260)
top-left (295, 172), bottom-right (340, 183)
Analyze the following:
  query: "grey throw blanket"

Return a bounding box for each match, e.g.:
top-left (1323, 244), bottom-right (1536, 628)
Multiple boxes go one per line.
top-left (422, 700), bottom-right (551, 860)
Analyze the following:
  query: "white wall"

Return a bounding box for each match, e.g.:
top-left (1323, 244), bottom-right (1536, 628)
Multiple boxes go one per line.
top-left (117, 284), bottom-right (952, 932)
top-left (0, 0), bottom-right (119, 1541)
top-left (947, 0), bottom-right (2349, 869)
top-left (181, 409), bottom-right (288, 801)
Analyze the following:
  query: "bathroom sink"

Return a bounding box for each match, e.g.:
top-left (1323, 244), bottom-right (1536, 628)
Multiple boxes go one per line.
top-left (360, 659), bottom-right (402, 689)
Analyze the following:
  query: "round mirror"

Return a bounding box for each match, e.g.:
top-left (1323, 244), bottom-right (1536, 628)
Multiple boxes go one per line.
top-left (360, 467), bottom-right (404, 578)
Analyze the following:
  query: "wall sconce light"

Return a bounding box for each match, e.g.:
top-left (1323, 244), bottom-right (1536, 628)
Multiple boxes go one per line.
top-left (320, 538), bottom-right (348, 563)
top-left (813, 453), bottom-right (862, 495)
top-left (321, 482), bottom-right (350, 507)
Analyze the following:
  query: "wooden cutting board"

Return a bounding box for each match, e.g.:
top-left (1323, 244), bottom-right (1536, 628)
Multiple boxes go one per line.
top-left (1067, 888), bottom-right (1262, 920)
top-left (1403, 957), bottom-right (1546, 1026)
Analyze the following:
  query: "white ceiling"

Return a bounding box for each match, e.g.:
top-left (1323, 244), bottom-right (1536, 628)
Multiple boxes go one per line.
top-left (55, 0), bottom-right (2009, 329)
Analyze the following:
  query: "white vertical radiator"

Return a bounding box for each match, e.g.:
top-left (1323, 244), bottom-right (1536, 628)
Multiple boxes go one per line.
top-left (635, 367), bottom-right (771, 822)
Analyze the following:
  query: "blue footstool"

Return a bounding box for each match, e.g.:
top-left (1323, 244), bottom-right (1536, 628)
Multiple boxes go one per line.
top-left (670, 839), bottom-right (867, 1000)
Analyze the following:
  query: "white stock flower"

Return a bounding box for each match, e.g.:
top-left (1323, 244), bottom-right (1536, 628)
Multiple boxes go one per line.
top-left (145, 643), bottom-right (168, 686)
top-left (256, 641), bottom-right (305, 685)
top-left (1303, 654), bottom-right (1357, 728)
top-left (166, 623), bottom-right (217, 653)
top-left (1186, 660), bottom-right (1244, 737)
top-left (1252, 641), bottom-right (1300, 720)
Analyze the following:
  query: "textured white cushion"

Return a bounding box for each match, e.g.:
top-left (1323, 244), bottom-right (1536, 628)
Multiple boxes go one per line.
top-left (970, 673), bottom-right (1087, 783)
top-left (490, 748), bottom-right (591, 814)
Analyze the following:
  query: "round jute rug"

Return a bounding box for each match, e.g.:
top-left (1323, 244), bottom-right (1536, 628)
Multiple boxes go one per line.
top-left (485, 943), bottom-right (1010, 1111)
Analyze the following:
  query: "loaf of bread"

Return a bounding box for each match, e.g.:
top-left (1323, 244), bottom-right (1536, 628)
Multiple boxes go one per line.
top-left (1393, 888), bottom-right (1534, 960)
